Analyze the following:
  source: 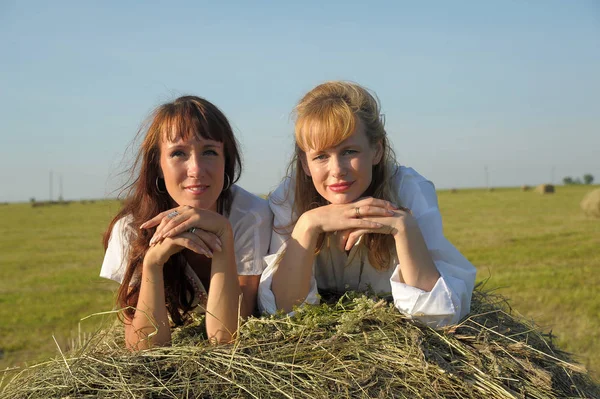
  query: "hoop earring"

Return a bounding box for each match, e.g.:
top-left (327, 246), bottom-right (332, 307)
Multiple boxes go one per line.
top-left (156, 177), bottom-right (166, 194)
top-left (222, 174), bottom-right (231, 192)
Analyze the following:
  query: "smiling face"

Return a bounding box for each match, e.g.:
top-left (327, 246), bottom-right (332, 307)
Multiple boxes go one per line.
top-left (159, 135), bottom-right (225, 211)
top-left (301, 121), bottom-right (382, 204)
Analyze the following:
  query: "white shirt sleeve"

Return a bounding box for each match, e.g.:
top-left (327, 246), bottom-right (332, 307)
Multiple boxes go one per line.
top-left (390, 168), bottom-right (477, 327)
top-left (257, 177), bottom-right (319, 314)
top-left (99, 216), bottom-right (133, 284)
top-left (229, 186), bottom-right (274, 276)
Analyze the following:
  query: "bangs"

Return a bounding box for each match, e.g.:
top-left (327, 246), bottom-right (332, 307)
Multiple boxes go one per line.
top-left (158, 103), bottom-right (225, 144)
top-left (295, 100), bottom-right (356, 152)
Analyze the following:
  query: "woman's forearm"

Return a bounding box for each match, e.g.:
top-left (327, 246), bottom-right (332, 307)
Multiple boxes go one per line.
top-left (393, 225), bottom-right (440, 291)
top-left (272, 214), bottom-right (319, 313)
top-left (126, 263), bottom-right (171, 350)
top-left (205, 229), bottom-right (242, 343)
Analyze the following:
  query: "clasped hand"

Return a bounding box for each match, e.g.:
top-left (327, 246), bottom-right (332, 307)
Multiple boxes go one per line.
top-left (303, 197), bottom-right (415, 251)
top-left (140, 205), bottom-right (230, 267)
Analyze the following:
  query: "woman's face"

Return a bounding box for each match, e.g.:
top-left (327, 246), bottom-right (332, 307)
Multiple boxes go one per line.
top-left (159, 134), bottom-right (225, 211)
top-left (301, 122), bottom-right (382, 204)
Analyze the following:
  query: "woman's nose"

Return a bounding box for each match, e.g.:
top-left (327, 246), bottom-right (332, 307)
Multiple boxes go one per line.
top-left (330, 156), bottom-right (347, 178)
top-left (187, 154), bottom-right (202, 178)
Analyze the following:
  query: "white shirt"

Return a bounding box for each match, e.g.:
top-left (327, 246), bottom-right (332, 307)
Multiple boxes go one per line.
top-left (100, 184), bottom-right (274, 285)
top-left (258, 166), bottom-right (477, 328)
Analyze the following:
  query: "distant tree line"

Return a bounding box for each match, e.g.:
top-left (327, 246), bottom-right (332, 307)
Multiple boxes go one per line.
top-left (563, 174), bottom-right (594, 185)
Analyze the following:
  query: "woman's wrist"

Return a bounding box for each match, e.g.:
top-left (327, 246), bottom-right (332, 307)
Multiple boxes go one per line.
top-left (293, 212), bottom-right (321, 245)
top-left (142, 250), bottom-right (165, 274)
top-left (391, 217), bottom-right (419, 242)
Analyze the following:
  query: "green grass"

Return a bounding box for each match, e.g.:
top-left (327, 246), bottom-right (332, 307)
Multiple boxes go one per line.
top-left (0, 186), bottom-right (598, 380)
top-left (437, 185), bottom-right (600, 377)
top-left (0, 201), bottom-right (121, 369)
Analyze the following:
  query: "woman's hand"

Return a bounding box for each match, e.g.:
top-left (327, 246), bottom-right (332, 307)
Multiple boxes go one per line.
top-left (141, 205), bottom-right (230, 257)
top-left (342, 207), bottom-right (416, 250)
top-left (302, 197), bottom-right (397, 237)
top-left (142, 230), bottom-right (214, 271)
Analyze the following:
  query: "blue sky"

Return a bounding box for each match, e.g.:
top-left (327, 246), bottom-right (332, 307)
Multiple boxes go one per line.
top-left (1, 1), bottom-right (598, 202)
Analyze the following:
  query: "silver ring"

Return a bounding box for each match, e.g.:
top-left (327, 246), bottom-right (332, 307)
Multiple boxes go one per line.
top-left (355, 207), bottom-right (361, 218)
top-left (167, 210), bottom-right (179, 219)
top-left (188, 227), bottom-right (197, 234)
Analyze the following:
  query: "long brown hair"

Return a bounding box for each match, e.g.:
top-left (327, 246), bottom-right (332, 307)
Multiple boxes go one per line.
top-left (103, 96), bottom-right (242, 325)
top-left (281, 81), bottom-right (400, 270)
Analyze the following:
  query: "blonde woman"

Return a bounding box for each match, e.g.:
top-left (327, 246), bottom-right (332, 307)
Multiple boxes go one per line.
top-left (258, 81), bottom-right (476, 328)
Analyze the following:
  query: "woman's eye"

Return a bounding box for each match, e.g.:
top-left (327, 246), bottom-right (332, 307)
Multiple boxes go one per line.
top-left (342, 149), bottom-right (357, 156)
top-left (312, 154), bottom-right (327, 161)
top-left (170, 150), bottom-right (185, 158)
top-left (203, 149), bottom-right (219, 156)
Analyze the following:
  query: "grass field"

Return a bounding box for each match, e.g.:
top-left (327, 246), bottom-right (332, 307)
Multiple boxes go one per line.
top-left (0, 185), bottom-right (598, 381)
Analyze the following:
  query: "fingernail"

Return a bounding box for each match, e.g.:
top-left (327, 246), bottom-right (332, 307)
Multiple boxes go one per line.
top-left (149, 236), bottom-right (155, 245)
top-left (375, 223), bottom-right (383, 227)
top-left (216, 238), bottom-right (222, 247)
top-left (214, 243), bottom-right (222, 252)
top-left (387, 209), bottom-right (395, 215)
top-left (140, 222), bottom-right (148, 229)
top-left (354, 236), bottom-right (363, 247)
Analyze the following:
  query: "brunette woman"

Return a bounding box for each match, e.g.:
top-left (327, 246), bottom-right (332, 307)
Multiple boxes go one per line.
top-left (101, 96), bottom-right (272, 348)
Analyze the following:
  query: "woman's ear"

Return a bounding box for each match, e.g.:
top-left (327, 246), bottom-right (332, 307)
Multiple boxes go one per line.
top-left (372, 140), bottom-right (384, 165)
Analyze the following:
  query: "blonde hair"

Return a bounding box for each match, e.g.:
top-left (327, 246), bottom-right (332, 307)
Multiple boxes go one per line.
top-left (286, 81), bottom-right (401, 271)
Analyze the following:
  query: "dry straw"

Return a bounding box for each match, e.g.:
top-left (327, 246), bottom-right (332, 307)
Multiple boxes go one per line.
top-left (2, 287), bottom-right (599, 398)
top-left (581, 188), bottom-right (600, 218)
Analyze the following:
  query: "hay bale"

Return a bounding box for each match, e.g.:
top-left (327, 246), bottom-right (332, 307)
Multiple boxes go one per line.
top-left (450, 188), bottom-right (458, 193)
top-left (535, 184), bottom-right (555, 194)
top-left (581, 189), bottom-right (600, 218)
top-left (1, 289), bottom-right (599, 399)
top-left (521, 185), bottom-right (531, 192)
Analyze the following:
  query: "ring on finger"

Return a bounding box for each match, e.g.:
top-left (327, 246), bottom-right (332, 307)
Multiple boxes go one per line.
top-left (188, 227), bottom-right (197, 234)
top-left (167, 210), bottom-right (179, 219)
top-left (355, 207), bottom-right (361, 218)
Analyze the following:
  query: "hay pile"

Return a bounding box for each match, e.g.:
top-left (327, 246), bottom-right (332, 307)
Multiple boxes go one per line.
top-left (535, 184), bottom-right (555, 194)
top-left (2, 289), bottom-right (599, 399)
top-left (521, 185), bottom-right (531, 192)
top-left (581, 189), bottom-right (600, 218)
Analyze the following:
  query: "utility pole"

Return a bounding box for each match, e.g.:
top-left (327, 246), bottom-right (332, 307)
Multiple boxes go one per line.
top-left (49, 170), bottom-right (53, 201)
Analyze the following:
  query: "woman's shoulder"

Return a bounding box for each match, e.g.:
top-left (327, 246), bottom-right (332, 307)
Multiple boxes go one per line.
top-left (110, 214), bottom-right (136, 240)
top-left (395, 165), bottom-right (432, 188)
top-left (229, 184), bottom-right (273, 226)
top-left (394, 165), bottom-right (438, 216)
top-left (267, 176), bottom-right (296, 220)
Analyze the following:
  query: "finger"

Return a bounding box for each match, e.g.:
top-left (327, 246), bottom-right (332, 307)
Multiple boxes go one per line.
top-left (337, 229), bottom-right (352, 251)
top-left (350, 204), bottom-right (396, 219)
top-left (154, 208), bottom-right (194, 243)
top-left (150, 214), bottom-right (178, 245)
top-left (187, 228), bottom-right (222, 253)
top-left (354, 197), bottom-right (399, 211)
top-left (171, 233), bottom-right (213, 258)
top-left (141, 207), bottom-right (185, 229)
top-left (350, 219), bottom-right (384, 230)
top-left (345, 229), bottom-right (369, 251)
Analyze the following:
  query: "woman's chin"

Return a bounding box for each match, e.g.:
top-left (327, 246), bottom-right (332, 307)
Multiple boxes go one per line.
top-left (322, 192), bottom-right (361, 205)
